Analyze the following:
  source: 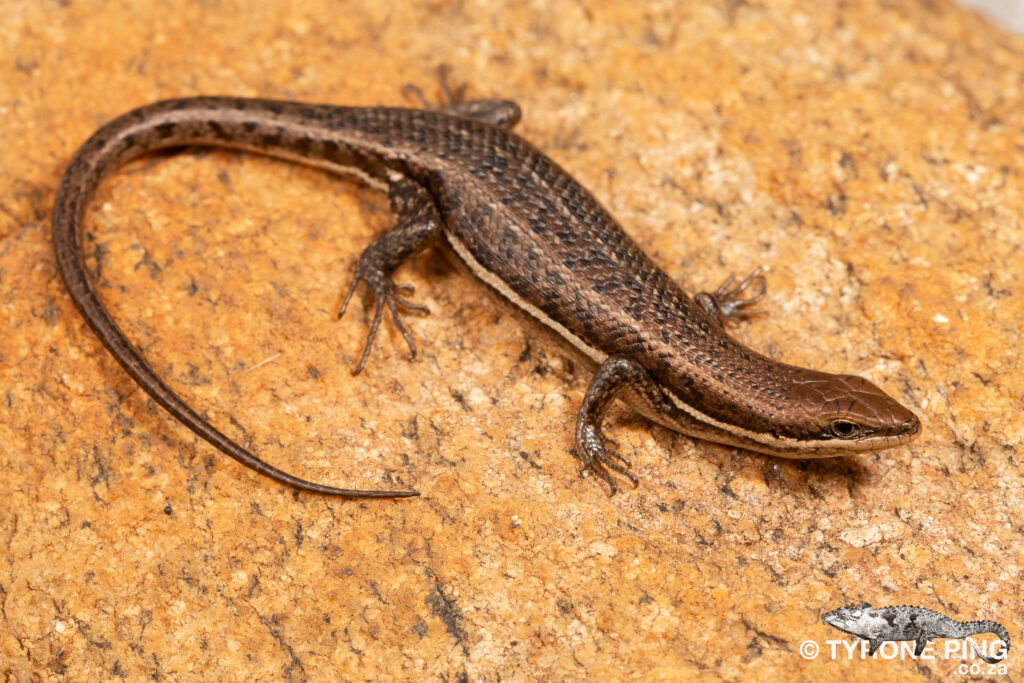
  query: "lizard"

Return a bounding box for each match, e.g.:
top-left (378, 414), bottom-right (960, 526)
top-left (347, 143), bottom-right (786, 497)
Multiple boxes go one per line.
top-left (823, 603), bottom-right (1010, 663)
top-left (52, 68), bottom-right (921, 497)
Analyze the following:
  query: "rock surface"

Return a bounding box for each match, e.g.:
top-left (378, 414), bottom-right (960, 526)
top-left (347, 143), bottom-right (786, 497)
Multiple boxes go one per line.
top-left (1, 0), bottom-right (1021, 679)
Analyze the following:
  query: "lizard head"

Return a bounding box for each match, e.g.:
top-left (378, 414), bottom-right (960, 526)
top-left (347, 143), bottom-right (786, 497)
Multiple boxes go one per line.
top-left (785, 370), bottom-right (920, 453)
top-left (661, 364), bottom-right (920, 458)
top-left (665, 364), bottom-right (921, 458)
top-left (822, 603), bottom-right (875, 633)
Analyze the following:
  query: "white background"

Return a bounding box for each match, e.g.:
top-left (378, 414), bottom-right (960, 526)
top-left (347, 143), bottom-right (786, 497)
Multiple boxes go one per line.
top-left (958, 0), bottom-right (1024, 33)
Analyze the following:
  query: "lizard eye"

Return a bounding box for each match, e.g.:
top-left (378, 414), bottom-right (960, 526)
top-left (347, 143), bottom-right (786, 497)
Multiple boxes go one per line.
top-left (829, 420), bottom-right (859, 439)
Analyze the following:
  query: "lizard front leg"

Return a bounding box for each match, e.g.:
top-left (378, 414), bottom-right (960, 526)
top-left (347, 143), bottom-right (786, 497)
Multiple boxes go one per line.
top-left (575, 355), bottom-right (684, 494)
top-left (693, 266), bottom-right (767, 327)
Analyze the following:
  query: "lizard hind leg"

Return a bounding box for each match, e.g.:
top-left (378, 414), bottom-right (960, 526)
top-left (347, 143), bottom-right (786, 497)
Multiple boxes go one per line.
top-left (338, 178), bottom-right (441, 374)
top-left (402, 64), bottom-right (522, 130)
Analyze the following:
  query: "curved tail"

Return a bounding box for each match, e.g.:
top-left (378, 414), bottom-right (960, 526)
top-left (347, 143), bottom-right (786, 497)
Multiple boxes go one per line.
top-left (52, 98), bottom-right (418, 498)
top-left (962, 621), bottom-right (1010, 664)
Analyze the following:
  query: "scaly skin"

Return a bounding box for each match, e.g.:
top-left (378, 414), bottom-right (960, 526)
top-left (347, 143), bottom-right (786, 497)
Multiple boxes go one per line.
top-left (823, 603), bottom-right (1010, 663)
top-left (52, 74), bottom-right (920, 496)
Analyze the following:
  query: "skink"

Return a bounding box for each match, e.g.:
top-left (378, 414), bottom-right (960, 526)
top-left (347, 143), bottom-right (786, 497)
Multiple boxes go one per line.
top-left (52, 72), bottom-right (920, 498)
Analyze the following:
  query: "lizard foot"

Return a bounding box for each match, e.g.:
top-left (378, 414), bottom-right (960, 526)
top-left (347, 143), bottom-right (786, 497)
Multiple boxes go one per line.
top-left (695, 266), bottom-right (767, 326)
top-left (337, 177), bottom-right (440, 375)
top-left (402, 65), bottom-right (521, 129)
top-left (339, 265), bottom-right (429, 375)
top-left (574, 422), bottom-right (639, 496)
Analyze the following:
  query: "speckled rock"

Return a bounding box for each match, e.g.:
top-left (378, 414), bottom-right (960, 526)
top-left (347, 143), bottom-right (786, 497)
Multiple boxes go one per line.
top-left (1, 0), bottom-right (1021, 679)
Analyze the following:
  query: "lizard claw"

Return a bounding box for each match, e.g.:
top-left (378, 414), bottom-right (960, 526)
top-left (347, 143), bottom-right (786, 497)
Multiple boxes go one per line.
top-left (437, 64), bottom-right (467, 106)
top-left (401, 64), bottom-right (466, 109)
top-left (401, 66), bottom-right (522, 129)
top-left (339, 266), bottom-right (428, 375)
top-left (400, 83), bottom-right (431, 109)
top-left (695, 266), bottom-right (768, 325)
top-left (574, 423), bottom-right (639, 495)
top-left (394, 284), bottom-right (430, 314)
top-left (714, 266), bottom-right (767, 319)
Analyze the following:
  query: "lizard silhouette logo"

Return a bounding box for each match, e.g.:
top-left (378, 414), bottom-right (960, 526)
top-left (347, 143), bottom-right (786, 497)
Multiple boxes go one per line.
top-left (822, 603), bottom-right (1010, 663)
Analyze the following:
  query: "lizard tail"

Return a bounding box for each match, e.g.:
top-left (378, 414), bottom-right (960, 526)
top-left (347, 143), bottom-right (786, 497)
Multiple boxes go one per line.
top-left (962, 621), bottom-right (1010, 664)
top-left (52, 98), bottom-right (421, 498)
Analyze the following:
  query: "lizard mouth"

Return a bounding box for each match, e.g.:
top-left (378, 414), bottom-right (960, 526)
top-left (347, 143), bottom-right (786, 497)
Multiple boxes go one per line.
top-left (807, 417), bottom-right (920, 455)
top-left (857, 413), bottom-right (921, 450)
top-left (814, 409), bottom-right (922, 453)
top-left (756, 413), bottom-right (921, 459)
